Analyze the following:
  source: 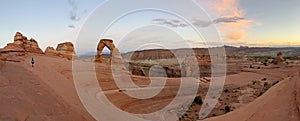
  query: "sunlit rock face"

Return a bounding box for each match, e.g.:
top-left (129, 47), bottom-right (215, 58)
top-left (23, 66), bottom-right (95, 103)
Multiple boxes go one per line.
top-left (3, 32), bottom-right (43, 54)
top-left (44, 42), bottom-right (76, 60)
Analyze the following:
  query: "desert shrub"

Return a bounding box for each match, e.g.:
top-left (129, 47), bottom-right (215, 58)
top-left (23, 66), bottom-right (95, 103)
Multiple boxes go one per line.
top-left (250, 65), bottom-right (253, 68)
top-left (264, 82), bottom-right (269, 87)
top-left (193, 96), bottom-right (203, 105)
top-left (262, 78), bottom-right (267, 81)
top-left (272, 81), bottom-right (280, 86)
top-left (225, 106), bottom-right (231, 113)
top-left (258, 92), bottom-right (264, 96)
top-left (224, 89), bottom-right (229, 93)
top-left (252, 80), bottom-right (259, 85)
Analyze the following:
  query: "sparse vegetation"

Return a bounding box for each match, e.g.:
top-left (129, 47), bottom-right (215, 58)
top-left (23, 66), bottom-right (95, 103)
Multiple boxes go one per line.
top-left (193, 96), bottom-right (203, 105)
top-left (224, 89), bottom-right (229, 93)
top-left (257, 81), bottom-right (274, 97)
top-left (252, 80), bottom-right (259, 85)
top-left (264, 82), bottom-right (269, 87)
top-left (225, 106), bottom-right (231, 113)
top-left (272, 81), bottom-right (280, 86)
top-left (258, 92), bottom-right (264, 96)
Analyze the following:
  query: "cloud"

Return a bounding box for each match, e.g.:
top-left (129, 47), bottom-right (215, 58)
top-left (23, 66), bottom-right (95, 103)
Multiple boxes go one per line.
top-left (213, 16), bottom-right (244, 23)
top-left (191, 19), bottom-right (212, 27)
top-left (219, 19), bottom-right (252, 40)
top-left (202, 0), bottom-right (253, 40)
top-left (225, 30), bottom-right (245, 40)
top-left (152, 0), bottom-right (255, 41)
top-left (153, 16), bottom-right (246, 28)
top-left (67, 0), bottom-right (80, 21)
top-left (68, 24), bottom-right (76, 28)
top-left (192, 16), bottom-right (245, 27)
top-left (152, 18), bottom-right (189, 27)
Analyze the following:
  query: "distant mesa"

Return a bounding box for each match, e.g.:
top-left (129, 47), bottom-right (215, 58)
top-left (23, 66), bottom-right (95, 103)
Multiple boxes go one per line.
top-left (3, 32), bottom-right (43, 54)
top-left (45, 42), bottom-right (76, 60)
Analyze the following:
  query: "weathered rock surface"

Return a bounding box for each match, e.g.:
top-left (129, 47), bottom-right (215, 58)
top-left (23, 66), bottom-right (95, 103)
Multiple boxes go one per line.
top-left (3, 32), bottom-right (43, 54)
top-left (44, 47), bottom-right (58, 56)
top-left (44, 42), bottom-right (76, 60)
top-left (0, 47), bottom-right (26, 62)
top-left (56, 42), bottom-right (76, 60)
top-left (0, 60), bottom-right (5, 70)
top-left (56, 42), bottom-right (75, 55)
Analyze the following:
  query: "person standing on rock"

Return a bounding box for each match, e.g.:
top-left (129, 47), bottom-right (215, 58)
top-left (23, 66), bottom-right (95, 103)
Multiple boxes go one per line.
top-left (31, 57), bottom-right (35, 67)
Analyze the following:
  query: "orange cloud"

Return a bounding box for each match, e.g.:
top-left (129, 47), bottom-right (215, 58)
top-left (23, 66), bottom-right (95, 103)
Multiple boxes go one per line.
top-left (219, 19), bottom-right (252, 40)
top-left (225, 30), bottom-right (245, 40)
top-left (204, 0), bottom-right (252, 40)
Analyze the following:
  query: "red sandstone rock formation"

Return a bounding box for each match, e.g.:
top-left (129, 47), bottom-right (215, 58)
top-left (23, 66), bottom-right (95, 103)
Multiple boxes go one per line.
top-left (3, 32), bottom-right (43, 54)
top-left (44, 42), bottom-right (76, 60)
top-left (56, 42), bottom-right (75, 55)
top-left (45, 46), bottom-right (59, 56)
top-left (95, 39), bottom-right (116, 63)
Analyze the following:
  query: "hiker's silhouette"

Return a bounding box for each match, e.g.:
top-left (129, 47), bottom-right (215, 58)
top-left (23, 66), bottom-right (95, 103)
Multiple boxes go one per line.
top-left (31, 57), bottom-right (35, 67)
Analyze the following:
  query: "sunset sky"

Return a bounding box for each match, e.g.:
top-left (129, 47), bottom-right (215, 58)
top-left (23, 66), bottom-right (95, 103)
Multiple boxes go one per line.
top-left (0, 0), bottom-right (299, 52)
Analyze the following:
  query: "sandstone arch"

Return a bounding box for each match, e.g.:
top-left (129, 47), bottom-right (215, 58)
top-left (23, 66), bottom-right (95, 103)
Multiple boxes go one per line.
top-left (95, 39), bottom-right (116, 63)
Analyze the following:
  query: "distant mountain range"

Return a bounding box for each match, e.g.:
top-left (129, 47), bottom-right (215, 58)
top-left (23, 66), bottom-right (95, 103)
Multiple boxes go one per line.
top-left (223, 45), bottom-right (300, 57)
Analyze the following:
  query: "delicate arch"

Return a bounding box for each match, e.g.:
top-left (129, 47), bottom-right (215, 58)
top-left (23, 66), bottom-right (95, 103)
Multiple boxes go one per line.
top-left (95, 39), bottom-right (116, 63)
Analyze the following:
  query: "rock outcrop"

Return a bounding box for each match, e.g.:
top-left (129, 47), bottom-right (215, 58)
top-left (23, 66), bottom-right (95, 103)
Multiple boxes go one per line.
top-left (56, 42), bottom-right (76, 60)
top-left (44, 42), bottom-right (76, 60)
top-left (274, 52), bottom-right (284, 65)
top-left (3, 32), bottom-right (43, 54)
top-left (56, 42), bottom-right (75, 55)
top-left (45, 47), bottom-right (59, 56)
